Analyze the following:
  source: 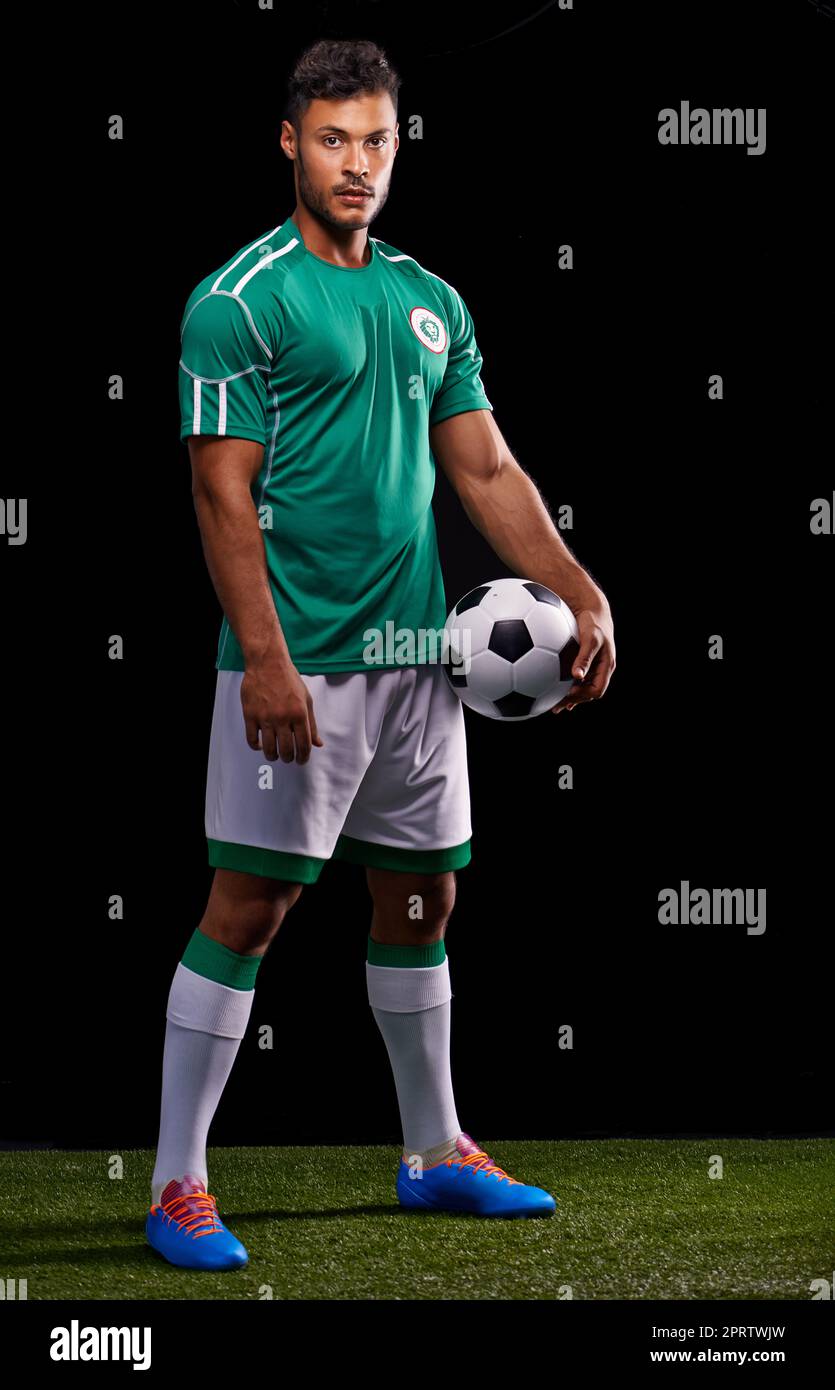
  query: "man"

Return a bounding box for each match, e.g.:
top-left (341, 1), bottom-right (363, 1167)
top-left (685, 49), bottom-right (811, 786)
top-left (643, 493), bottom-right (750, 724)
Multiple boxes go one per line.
top-left (147, 37), bottom-right (616, 1270)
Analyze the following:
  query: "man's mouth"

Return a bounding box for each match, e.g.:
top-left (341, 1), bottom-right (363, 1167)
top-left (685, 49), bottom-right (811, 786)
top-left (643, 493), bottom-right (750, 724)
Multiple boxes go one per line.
top-left (337, 189), bottom-right (372, 200)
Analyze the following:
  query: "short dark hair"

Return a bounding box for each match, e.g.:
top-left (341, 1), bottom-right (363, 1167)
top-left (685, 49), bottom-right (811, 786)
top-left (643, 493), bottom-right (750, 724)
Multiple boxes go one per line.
top-left (285, 38), bottom-right (401, 135)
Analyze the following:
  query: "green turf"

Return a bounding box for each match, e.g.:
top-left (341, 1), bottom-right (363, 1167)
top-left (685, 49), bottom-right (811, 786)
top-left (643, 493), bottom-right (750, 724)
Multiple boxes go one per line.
top-left (1, 1140), bottom-right (832, 1300)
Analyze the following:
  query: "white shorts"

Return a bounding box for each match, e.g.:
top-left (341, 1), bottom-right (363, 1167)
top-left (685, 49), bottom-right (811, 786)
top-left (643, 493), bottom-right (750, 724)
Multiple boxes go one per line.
top-left (205, 664), bottom-right (472, 883)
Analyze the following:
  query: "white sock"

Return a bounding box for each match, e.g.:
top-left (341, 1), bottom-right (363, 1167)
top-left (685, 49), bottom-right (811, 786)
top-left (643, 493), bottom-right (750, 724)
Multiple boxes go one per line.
top-left (367, 957), bottom-right (461, 1155)
top-left (150, 963), bottom-right (254, 1206)
top-left (406, 1134), bottom-right (462, 1166)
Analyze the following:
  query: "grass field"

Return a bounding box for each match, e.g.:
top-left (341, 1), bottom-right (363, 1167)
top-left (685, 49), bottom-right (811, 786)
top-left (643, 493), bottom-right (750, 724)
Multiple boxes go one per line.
top-left (1, 1140), bottom-right (832, 1300)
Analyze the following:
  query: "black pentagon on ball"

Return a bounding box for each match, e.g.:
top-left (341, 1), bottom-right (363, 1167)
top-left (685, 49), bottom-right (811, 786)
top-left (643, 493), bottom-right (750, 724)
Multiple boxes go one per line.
top-left (522, 581), bottom-right (561, 607)
top-left (454, 584), bottom-right (492, 614)
top-left (494, 690), bottom-right (536, 718)
top-left (488, 618), bottom-right (533, 662)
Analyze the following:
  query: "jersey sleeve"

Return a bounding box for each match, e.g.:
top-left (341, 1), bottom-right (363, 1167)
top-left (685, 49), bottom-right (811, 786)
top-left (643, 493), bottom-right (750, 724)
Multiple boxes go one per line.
top-left (179, 292), bottom-right (271, 444)
top-left (429, 288), bottom-right (493, 427)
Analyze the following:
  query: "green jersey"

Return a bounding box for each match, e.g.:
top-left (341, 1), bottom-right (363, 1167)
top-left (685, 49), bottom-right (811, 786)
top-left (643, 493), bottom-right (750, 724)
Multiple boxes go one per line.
top-left (178, 212), bottom-right (493, 673)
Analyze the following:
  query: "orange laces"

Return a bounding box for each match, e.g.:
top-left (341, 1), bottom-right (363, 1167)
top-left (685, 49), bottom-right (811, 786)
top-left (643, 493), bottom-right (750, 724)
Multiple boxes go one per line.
top-left (447, 1150), bottom-right (521, 1186)
top-left (157, 1191), bottom-right (223, 1239)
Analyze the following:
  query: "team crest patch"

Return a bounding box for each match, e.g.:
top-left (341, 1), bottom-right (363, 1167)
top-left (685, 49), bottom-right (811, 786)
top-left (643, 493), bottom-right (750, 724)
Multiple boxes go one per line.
top-left (409, 306), bottom-right (447, 354)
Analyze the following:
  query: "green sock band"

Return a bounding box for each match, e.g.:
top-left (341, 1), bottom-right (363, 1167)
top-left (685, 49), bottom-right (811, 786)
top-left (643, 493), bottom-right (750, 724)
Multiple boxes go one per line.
top-left (182, 927), bottom-right (263, 991)
top-left (366, 933), bottom-right (446, 968)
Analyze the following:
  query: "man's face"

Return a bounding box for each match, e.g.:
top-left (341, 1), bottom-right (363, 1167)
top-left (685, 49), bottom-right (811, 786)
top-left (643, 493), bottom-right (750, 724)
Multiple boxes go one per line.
top-left (286, 92), bottom-right (399, 230)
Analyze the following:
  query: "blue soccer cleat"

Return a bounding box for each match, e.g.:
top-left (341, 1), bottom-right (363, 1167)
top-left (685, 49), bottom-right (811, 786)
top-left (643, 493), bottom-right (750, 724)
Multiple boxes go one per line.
top-left (396, 1133), bottom-right (557, 1218)
top-left (145, 1174), bottom-right (249, 1270)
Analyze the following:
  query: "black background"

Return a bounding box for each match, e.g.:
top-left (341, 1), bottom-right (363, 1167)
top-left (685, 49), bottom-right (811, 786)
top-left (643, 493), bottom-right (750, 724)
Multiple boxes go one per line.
top-left (2, 0), bottom-right (832, 1153)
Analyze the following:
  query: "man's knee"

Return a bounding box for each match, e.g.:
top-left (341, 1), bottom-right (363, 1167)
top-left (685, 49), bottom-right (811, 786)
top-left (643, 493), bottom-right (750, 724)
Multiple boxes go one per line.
top-left (419, 874), bottom-right (456, 929)
top-left (369, 868), bottom-right (456, 935)
top-left (203, 868), bottom-right (304, 950)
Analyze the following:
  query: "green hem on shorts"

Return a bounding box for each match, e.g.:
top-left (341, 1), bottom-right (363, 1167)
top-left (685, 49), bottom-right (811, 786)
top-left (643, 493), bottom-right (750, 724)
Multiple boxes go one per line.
top-left (333, 833), bottom-right (472, 873)
top-left (207, 835), bottom-right (472, 881)
top-left (207, 838), bottom-right (327, 884)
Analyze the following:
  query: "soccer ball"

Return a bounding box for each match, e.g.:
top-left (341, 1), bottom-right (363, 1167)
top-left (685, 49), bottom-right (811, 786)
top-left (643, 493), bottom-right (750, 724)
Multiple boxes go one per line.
top-left (442, 578), bottom-right (580, 720)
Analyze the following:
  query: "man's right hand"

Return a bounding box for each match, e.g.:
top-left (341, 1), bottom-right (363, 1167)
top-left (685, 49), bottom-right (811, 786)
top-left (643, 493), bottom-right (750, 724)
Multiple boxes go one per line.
top-left (240, 657), bottom-right (324, 764)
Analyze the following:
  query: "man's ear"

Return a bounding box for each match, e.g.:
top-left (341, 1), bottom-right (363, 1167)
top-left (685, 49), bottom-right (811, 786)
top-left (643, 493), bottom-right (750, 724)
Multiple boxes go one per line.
top-left (279, 119), bottom-right (296, 160)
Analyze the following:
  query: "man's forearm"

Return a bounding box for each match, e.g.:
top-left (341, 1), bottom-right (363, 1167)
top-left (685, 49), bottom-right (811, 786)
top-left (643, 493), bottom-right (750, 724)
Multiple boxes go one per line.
top-left (192, 484), bottom-right (292, 668)
top-left (454, 459), bottom-right (610, 616)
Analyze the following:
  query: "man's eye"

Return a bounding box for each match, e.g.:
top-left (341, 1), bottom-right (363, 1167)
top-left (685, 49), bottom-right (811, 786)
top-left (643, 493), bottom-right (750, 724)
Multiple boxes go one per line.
top-left (323, 136), bottom-right (386, 148)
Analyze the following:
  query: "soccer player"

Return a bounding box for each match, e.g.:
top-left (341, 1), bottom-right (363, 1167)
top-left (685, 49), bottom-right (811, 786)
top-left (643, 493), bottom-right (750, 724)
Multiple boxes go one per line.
top-left (147, 38), bottom-right (616, 1270)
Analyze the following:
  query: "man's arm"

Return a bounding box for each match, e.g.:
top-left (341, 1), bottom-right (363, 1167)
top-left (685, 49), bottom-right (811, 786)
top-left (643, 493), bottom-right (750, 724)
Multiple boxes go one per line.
top-left (429, 409), bottom-right (616, 712)
top-left (189, 436), bottom-right (323, 761)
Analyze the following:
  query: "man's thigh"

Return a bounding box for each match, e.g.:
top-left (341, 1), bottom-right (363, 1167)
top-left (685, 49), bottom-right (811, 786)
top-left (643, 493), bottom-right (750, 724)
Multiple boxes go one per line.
top-left (205, 669), bottom-right (395, 882)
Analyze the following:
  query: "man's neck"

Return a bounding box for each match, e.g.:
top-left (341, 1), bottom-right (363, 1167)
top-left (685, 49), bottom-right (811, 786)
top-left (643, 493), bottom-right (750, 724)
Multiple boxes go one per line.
top-left (290, 206), bottom-right (370, 269)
